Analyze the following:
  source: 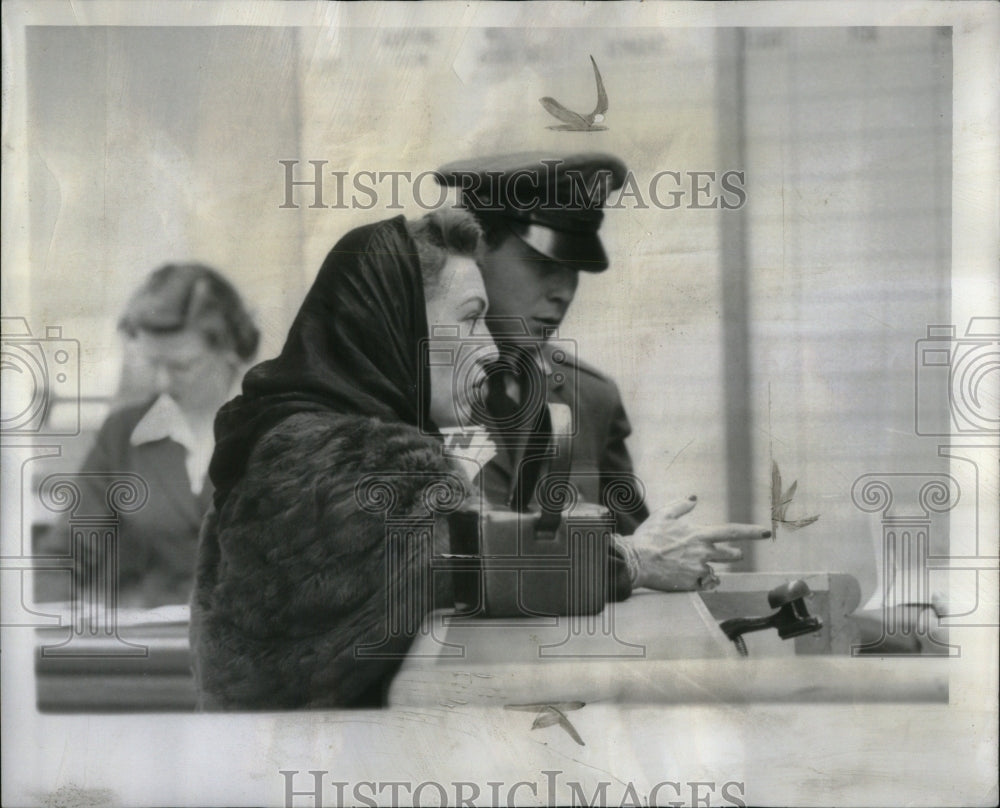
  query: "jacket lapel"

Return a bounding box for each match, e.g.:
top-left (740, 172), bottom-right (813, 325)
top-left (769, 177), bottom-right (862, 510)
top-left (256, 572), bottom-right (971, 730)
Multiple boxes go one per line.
top-left (481, 371), bottom-right (527, 508)
top-left (481, 346), bottom-right (579, 509)
top-left (134, 439), bottom-right (203, 530)
top-left (544, 342), bottom-right (574, 410)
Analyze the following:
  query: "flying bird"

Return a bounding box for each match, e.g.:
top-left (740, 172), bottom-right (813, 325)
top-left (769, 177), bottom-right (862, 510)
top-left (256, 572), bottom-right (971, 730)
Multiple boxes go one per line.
top-left (770, 460), bottom-right (820, 538)
top-left (505, 701), bottom-right (586, 745)
top-left (539, 56), bottom-right (609, 131)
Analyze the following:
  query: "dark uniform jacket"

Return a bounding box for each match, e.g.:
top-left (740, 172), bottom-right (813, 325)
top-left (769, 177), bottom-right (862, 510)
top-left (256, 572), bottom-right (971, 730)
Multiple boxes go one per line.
top-left (478, 344), bottom-right (649, 599)
top-left (37, 398), bottom-right (212, 608)
top-left (481, 343), bottom-right (649, 533)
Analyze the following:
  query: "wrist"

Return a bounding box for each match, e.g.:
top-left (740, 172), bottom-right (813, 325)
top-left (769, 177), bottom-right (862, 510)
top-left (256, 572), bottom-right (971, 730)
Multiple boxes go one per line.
top-left (629, 543), bottom-right (683, 591)
top-left (630, 542), bottom-right (654, 589)
top-left (614, 535), bottom-right (643, 589)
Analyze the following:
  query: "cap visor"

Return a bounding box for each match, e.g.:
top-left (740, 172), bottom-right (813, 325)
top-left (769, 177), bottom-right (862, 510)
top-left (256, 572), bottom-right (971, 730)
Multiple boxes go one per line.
top-left (515, 223), bottom-right (609, 272)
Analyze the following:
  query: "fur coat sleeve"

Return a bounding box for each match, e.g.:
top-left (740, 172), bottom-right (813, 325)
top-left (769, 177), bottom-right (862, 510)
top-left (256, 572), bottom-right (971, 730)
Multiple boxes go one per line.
top-left (189, 412), bottom-right (463, 709)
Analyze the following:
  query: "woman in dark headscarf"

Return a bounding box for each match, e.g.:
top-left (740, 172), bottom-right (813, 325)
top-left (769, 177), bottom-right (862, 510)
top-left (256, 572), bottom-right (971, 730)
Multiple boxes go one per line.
top-left (189, 211), bottom-right (496, 709)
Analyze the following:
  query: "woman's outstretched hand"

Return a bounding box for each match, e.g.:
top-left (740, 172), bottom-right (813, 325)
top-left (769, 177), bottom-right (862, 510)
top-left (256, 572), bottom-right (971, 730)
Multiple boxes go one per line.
top-left (627, 496), bottom-right (772, 592)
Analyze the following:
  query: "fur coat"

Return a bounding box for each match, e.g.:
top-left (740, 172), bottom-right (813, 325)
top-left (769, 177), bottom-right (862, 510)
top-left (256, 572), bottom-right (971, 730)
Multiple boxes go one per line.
top-left (189, 411), bottom-right (460, 709)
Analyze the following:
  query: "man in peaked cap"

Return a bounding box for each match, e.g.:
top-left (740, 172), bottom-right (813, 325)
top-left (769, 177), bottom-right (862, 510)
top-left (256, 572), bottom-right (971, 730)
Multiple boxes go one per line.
top-left (435, 152), bottom-right (771, 597)
top-left (436, 152), bottom-right (645, 529)
top-left (436, 152), bottom-right (626, 277)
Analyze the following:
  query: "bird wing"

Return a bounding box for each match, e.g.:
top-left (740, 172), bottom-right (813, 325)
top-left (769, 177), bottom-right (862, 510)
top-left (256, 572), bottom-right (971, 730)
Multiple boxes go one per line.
top-left (553, 701), bottom-right (585, 711)
top-left (782, 515), bottom-right (820, 531)
top-left (781, 480), bottom-right (798, 510)
top-left (531, 707), bottom-right (563, 730)
top-left (529, 707), bottom-right (586, 745)
top-left (506, 700), bottom-right (585, 712)
top-left (770, 460), bottom-right (783, 536)
top-left (590, 55), bottom-right (608, 117)
top-left (554, 710), bottom-right (586, 746)
top-left (539, 96), bottom-right (589, 128)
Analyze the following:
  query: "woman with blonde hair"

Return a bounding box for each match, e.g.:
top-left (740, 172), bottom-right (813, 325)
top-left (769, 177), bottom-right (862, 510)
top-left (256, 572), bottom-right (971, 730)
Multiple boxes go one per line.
top-left (42, 263), bottom-right (258, 608)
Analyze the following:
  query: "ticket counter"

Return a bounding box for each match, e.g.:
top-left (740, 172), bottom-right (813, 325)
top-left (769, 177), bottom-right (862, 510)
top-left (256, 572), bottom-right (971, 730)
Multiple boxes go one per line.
top-left (32, 572), bottom-right (947, 712)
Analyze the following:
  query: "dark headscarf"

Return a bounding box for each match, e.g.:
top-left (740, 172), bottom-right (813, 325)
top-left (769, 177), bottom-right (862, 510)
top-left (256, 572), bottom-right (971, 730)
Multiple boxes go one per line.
top-left (209, 216), bottom-right (431, 507)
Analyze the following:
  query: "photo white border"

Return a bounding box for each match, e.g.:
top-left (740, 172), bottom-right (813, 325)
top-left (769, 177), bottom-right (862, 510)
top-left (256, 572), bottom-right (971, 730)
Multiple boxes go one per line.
top-left (2, 2), bottom-right (997, 806)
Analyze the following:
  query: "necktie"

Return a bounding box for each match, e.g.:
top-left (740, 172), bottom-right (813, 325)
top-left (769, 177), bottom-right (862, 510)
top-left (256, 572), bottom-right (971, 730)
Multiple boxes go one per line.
top-left (483, 347), bottom-right (552, 512)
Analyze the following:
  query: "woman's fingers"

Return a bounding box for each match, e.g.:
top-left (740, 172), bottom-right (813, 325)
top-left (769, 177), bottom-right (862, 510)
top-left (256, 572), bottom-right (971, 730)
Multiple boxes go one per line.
top-left (660, 495), bottom-right (699, 520)
top-left (694, 523), bottom-right (772, 543)
top-left (697, 564), bottom-right (720, 590)
top-left (700, 541), bottom-right (743, 563)
top-left (632, 515), bottom-right (766, 592)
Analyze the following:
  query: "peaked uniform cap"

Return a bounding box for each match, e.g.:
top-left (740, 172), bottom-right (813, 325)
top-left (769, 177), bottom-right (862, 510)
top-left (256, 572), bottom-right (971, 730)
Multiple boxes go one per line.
top-left (434, 152), bottom-right (627, 271)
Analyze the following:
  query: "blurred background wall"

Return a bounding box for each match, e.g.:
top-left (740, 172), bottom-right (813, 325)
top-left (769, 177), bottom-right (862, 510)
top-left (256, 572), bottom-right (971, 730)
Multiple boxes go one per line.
top-left (13, 24), bottom-right (951, 601)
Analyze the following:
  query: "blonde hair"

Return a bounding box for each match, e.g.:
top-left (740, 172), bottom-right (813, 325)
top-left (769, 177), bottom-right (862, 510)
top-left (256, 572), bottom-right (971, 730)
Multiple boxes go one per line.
top-left (406, 208), bottom-right (484, 293)
top-left (118, 263), bottom-right (259, 360)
